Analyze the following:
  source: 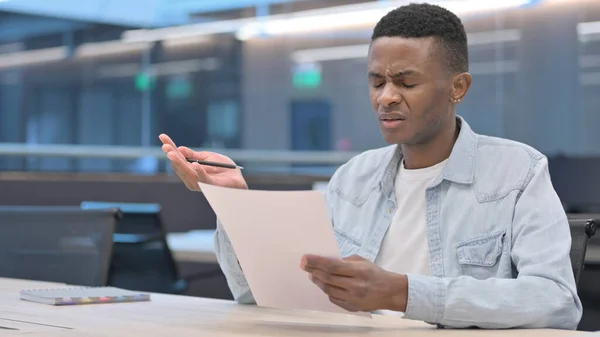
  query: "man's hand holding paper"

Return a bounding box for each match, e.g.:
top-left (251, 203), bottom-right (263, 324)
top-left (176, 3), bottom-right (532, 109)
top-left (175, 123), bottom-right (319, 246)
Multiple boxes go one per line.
top-left (301, 254), bottom-right (408, 313)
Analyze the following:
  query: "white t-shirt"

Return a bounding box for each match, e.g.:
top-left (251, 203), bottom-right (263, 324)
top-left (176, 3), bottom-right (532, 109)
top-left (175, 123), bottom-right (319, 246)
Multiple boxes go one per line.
top-left (374, 158), bottom-right (448, 314)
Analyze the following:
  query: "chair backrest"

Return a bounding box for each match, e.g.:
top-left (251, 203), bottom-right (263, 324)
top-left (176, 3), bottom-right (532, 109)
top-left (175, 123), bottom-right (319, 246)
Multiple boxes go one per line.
top-left (0, 206), bottom-right (119, 286)
top-left (80, 201), bottom-right (186, 294)
top-left (569, 218), bottom-right (597, 286)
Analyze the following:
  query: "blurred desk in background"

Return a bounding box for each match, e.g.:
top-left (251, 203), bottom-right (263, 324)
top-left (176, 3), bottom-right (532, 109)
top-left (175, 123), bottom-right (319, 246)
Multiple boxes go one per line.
top-left (167, 230), bottom-right (217, 263)
top-left (587, 245), bottom-right (600, 264)
top-left (0, 172), bottom-right (329, 233)
top-left (165, 230), bottom-right (600, 265)
top-left (166, 231), bottom-right (231, 300)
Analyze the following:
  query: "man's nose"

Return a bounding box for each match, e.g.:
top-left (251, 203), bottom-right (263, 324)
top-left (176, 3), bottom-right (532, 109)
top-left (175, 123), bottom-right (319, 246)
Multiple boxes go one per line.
top-left (377, 84), bottom-right (401, 107)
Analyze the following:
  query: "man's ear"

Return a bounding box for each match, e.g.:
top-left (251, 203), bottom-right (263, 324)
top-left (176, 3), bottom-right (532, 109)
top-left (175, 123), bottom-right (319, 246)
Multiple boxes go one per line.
top-left (450, 72), bottom-right (472, 102)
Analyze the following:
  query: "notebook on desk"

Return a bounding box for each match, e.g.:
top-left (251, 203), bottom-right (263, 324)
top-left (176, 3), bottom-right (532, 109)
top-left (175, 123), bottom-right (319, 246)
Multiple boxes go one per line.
top-left (20, 287), bottom-right (150, 306)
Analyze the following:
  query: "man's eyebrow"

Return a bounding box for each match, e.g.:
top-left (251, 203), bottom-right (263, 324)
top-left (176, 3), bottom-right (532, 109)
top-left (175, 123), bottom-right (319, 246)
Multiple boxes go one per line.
top-left (391, 70), bottom-right (422, 77)
top-left (368, 70), bottom-right (423, 78)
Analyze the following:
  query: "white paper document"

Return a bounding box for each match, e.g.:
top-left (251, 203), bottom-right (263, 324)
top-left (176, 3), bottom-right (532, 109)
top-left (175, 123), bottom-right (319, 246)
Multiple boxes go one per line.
top-left (199, 182), bottom-right (370, 317)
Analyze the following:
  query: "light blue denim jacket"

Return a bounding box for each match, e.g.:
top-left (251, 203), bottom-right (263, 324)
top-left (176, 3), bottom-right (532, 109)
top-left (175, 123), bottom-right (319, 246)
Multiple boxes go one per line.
top-left (214, 116), bottom-right (582, 330)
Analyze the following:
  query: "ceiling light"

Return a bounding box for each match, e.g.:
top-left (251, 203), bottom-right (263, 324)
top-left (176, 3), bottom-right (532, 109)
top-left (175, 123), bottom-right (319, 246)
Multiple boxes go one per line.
top-left (75, 41), bottom-right (150, 58)
top-left (237, 0), bottom-right (529, 40)
top-left (291, 29), bottom-right (522, 64)
top-left (122, 19), bottom-right (254, 43)
top-left (121, 0), bottom-right (530, 42)
top-left (0, 47), bottom-right (67, 69)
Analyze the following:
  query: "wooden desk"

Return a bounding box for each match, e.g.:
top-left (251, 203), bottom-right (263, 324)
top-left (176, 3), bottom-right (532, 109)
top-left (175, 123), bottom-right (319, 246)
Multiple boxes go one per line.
top-left (0, 278), bottom-right (589, 337)
top-left (167, 230), bottom-right (217, 263)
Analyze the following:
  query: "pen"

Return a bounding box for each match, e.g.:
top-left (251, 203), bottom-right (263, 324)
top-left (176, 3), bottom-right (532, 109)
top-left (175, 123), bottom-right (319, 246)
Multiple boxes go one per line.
top-left (186, 158), bottom-right (243, 170)
top-left (0, 326), bottom-right (18, 330)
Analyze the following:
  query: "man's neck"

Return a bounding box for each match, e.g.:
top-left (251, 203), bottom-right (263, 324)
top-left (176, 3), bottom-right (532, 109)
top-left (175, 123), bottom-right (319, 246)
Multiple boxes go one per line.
top-left (400, 117), bottom-right (458, 170)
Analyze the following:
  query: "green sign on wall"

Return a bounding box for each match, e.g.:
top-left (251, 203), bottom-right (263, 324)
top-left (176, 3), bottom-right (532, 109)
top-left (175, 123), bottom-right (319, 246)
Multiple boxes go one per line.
top-left (292, 63), bottom-right (322, 89)
top-left (135, 72), bottom-right (156, 92)
top-left (166, 75), bottom-right (193, 99)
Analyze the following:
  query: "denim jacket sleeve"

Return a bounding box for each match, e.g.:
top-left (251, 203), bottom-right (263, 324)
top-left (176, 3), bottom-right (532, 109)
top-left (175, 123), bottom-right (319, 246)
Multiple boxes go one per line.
top-left (214, 219), bottom-right (256, 304)
top-left (403, 157), bottom-right (583, 329)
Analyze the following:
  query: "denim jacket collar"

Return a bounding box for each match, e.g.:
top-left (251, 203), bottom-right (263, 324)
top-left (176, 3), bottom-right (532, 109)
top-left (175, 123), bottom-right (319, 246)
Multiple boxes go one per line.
top-left (379, 115), bottom-right (477, 197)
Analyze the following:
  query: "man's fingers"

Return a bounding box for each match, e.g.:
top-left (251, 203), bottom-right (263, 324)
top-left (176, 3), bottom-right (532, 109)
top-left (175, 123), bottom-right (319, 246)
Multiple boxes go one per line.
top-left (343, 255), bottom-right (367, 262)
top-left (309, 273), bottom-right (350, 300)
top-left (178, 147), bottom-right (232, 174)
top-left (160, 137), bottom-right (185, 162)
top-left (177, 146), bottom-right (197, 159)
top-left (160, 134), bottom-right (195, 163)
top-left (167, 151), bottom-right (192, 177)
top-left (178, 146), bottom-right (211, 160)
top-left (311, 273), bottom-right (361, 312)
top-left (190, 162), bottom-right (211, 183)
top-left (167, 151), bottom-right (200, 190)
top-left (159, 134), bottom-right (178, 149)
top-left (180, 146), bottom-right (234, 167)
top-left (161, 134), bottom-right (211, 192)
top-left (302, 255), bottom-right (356, 276)
top-left (329, 296), bottom-right (358, 312)
top-left (309, 269), bottom-right (354, 291)
top-left (162, 144), bottom-right (178, 155)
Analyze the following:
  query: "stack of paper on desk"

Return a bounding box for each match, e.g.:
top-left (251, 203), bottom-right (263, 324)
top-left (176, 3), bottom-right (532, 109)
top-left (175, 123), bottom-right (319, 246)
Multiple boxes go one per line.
top-left (199, 182), bottom-right (369, 318)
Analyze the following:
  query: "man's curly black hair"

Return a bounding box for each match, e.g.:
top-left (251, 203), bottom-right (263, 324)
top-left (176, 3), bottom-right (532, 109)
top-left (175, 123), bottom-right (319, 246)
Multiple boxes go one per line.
top-left (371, 3), bottom-right (468, 74)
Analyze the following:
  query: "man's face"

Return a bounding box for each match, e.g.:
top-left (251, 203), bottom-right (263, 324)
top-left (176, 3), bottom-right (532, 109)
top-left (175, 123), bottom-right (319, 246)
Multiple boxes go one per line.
top-left (368, 36), bottom-right (454, 145)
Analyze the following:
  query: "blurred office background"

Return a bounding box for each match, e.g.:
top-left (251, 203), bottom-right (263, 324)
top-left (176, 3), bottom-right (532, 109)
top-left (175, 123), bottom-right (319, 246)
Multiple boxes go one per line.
top-left (1, 0), bottom-right (599, 173)
top-left (0, 0), bottom-right (600, 330)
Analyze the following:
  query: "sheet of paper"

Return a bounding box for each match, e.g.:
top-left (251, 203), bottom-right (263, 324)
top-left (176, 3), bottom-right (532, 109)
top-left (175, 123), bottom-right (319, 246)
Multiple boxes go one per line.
top-left (199, 182), bottom-right (370, 318)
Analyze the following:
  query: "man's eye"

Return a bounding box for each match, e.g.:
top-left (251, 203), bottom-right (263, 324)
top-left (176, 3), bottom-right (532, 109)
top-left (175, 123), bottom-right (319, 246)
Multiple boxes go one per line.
top-left (402, 83), bottom-right (417, 89)
top-left (373, 83), bottom-right (384, 88)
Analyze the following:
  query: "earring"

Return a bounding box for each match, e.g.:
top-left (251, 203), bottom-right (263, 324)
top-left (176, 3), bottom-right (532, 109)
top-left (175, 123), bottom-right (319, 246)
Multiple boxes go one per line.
top-left (452, 98), bottom-right (461, 103)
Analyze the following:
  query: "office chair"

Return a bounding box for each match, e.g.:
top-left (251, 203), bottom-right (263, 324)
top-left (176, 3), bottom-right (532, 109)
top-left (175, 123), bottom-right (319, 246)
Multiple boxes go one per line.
top-left (0, 206), bottom-right (119, 286)
top-left (568, 213), bottom-right (600, 267)
top-left (569, 218), bottom-right (597, 286)
top-left (80, 202), bottom-right (187, 294)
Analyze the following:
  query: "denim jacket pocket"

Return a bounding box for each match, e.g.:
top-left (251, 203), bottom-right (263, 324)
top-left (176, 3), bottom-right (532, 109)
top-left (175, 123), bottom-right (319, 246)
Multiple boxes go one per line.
top-left (334, 227), bottom-right (361, 257)
top-left (455, 230), bottom-right (506, 279)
